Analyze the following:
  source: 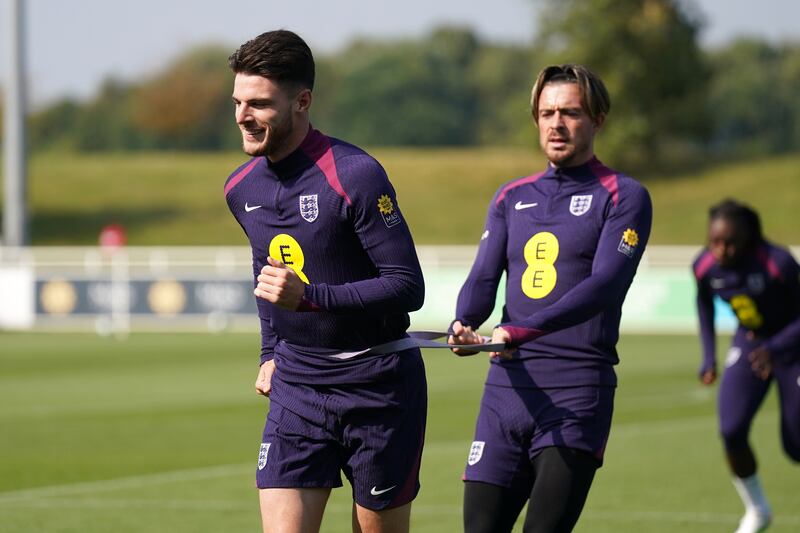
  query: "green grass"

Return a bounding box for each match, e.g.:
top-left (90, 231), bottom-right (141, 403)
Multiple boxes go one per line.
top-left (9, 149), bottom-right (800, 245)
top-left (1, 333), bottom-right (798, 532)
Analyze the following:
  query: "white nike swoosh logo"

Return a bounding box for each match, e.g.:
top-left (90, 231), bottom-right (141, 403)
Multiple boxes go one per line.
top-left (514, 201), bottom-right (538, 210)
top-left (244, 203), bottom-right (262, 212)
top-left (370, 485), bottom-right (397, 496)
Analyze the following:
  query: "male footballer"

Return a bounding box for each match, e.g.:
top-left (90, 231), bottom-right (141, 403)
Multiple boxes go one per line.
top-left (450, 64), bottom-right (652, 533)
top-left (224, 30), bottom-right (427, 533)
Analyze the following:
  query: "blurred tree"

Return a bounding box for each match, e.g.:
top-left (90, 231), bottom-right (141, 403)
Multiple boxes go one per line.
top-left (131, 45), bottom-right (238, 150)
top-left (28, 98), bottom-right (81, 150)
top-left (72, 78), bottom-right (147, 151)
top-left (779, 44), bottom-right (800, 151)
top-left (534, 0), bottom-right (710, 168)
top-left (325, 27), bottom-right (480, 145)
top-left (470, 44), bottom-right (539, 146)
top-left (707, 38), bottom-right (799, 155)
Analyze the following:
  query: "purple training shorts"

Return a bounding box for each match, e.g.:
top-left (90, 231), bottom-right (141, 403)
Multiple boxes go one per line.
top-left (256, 349), bottom-right (427, 510)
top-left (463, 383), bottom-right (614, 493)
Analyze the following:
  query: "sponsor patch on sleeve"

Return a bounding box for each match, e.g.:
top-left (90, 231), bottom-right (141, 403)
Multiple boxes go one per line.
top-left (617, 228), bottom-right (639, 258)
top-left (377, 194), bottom-right (402, 228)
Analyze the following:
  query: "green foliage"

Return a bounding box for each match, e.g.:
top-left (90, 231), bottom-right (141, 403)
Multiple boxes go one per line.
top-left (16, 14), bottom-right (800, 164)
top-left (323, 27), bottom-right (481, 145)
top-left (707, 38), bottom-right (800, 155)
top-left (130, 45), bottom-right (239, 150)
top-left (534, 0), bottom-right (710, 169)
top-left (73, 78), bottom-right (153, 151)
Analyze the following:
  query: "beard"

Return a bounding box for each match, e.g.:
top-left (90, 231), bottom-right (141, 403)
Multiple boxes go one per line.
top-left (242, 112), bottom-right (294, 159)
top-left (541, 135), bottom-right (592, 168)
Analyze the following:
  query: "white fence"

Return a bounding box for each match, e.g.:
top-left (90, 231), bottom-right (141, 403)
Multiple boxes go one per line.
top-left (1, 245), bottom-right (773, 335)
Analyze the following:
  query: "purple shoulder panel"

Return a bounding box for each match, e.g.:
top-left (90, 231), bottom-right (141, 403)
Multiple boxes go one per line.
top-left (223, 158), bottom-right (260, 197)
top-left (693, 250), bottom-right (716, 280)
top-left (588, 158), bottom-right (619, 207)
top-left (495, 172), bottom-right (546, 206)
top-left (300, 128), bottom-right (353, 206)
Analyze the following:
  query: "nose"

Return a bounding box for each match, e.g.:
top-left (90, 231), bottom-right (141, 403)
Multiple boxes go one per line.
top-left (235, 103), bottom-right (250, 124)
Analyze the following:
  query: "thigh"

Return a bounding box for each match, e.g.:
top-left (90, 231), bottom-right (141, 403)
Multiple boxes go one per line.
top-left (718, 341), bottom-right (771, 444)
top-left (256, 378), bottom-right (343, 490)
top-left (341, 350), bottom-right (428, 511)
top-left (773, 357), bottom-right (800, 460)
top-left (463, 385), bottom-right (535, 493)
top-left (523, 447), bottom-right (599, 533)
top-left (353, 501), bottom-right (411, 533)
top-left (259, 487), bottom-right (330, 533)
top-left (463, 481), bottom-right (529, 533)
top-left (528, 386), bottom-right (615, 465)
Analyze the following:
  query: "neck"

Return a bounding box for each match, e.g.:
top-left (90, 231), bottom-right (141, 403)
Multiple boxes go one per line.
top-left (549, 152), bottom-right (595, 169)
top-left (267, 117), bottom-right (311, 163)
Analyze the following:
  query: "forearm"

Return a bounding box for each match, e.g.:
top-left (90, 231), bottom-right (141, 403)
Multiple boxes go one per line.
top-left (304, 268), bottom-right (424, 313)
top-left (499, 269), bottom-right (630, 344)
top-left (765, 317), bottom-right (800, 360)
top-left (696, 293), bottom-right (717, 371)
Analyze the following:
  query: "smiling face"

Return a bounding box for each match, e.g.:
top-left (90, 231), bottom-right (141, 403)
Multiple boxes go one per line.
top-left (536, 81), bottom-right (603, 168)
top-left (232, 73), bottom-right (310, 161)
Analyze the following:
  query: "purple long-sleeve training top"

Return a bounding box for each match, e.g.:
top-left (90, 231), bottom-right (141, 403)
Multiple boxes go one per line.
top-left (693, 241), bottom-right (800, 374)
top-left (224, 127), bottom-right (424, 383)
top-left (455, 157), bottom-right (652, 388)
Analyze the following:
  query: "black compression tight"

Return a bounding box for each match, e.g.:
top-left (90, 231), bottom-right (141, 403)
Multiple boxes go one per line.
top-left (463, 447), bottom-right (599, 533)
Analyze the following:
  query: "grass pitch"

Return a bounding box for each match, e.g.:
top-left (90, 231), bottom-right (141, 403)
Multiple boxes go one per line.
top-left (1, 332), bottom-right (798, 532)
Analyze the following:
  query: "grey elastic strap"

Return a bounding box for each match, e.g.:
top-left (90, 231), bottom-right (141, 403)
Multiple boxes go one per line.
top-left (329, 330), bottom-right (505, 360)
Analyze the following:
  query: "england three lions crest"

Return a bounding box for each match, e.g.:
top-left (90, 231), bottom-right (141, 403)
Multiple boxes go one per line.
top-left (569, 195), bottom-right (593, 216)
top-left (299, 195), bottom-right (319, 223)
top-left (467, 441), bottom-right (485, 466)
top-left (258, 442), bottom-right (271, 470)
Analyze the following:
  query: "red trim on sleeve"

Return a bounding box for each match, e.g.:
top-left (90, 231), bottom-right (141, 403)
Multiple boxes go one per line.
top-left (223, 158), bottom-right (260, 197)
top-left (495, 172), bottom-right (546, 206)
top-left (694, 251), bottom-right (716, 280)
top-left (502, 325), bottom-right (547, 345)
top-left (300, 128), bottom-right (353, 206)
top-left (589, 158), bottom-right (619, 207)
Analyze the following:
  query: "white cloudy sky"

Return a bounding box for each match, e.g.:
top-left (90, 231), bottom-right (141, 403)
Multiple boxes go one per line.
top-left (1, 0), bottom-right (798, 106)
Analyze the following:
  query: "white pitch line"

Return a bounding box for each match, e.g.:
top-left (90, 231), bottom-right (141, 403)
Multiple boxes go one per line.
top-left (0, 463), bottom-right (250, 503)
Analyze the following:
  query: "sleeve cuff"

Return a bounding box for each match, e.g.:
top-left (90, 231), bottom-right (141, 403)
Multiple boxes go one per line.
top-left (497, 324), bottom-right (547, 345)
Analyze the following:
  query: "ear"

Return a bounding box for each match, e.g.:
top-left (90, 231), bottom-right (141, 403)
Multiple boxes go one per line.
top-left (295, 89), bottom-right (312, 112)
top-left (593, 113), bottom-right (605, 131)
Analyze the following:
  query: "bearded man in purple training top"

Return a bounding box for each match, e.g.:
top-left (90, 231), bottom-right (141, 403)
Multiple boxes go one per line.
top-left (449, 65), bottom-right (652, 533)
top-left (223, 30), bottom-right (427, 533)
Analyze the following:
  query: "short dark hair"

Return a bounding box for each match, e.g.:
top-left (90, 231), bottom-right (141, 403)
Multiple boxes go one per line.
top-left (228, 30), bottom-right (315, 92)
top-left (530, 64), bottom-right (610, 124)
top-left (709, 198), bottom-right (763, 247)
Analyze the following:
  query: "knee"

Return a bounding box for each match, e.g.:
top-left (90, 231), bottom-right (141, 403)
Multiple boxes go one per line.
top-left (720, 423), bottom-right (749, 451)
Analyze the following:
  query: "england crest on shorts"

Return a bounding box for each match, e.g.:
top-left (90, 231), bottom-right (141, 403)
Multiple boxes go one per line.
top-left (258, 442), bottom-right (271, 470)
top-left (725, 346), bottom-right (742, 368)
top-left (467, 441), bottom-right (485, 466)
top-left (299, 194), bottom-right (319, 223)
top-left (569, 195), bottom-right (593, 216)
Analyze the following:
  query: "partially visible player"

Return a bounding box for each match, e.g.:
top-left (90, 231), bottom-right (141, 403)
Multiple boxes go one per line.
top-left (693, 199), bottom-right (800, 533)
top-left (224, 30), bottom-right (427, 533)
top-left (449, 64), bottom-right (652, 533)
